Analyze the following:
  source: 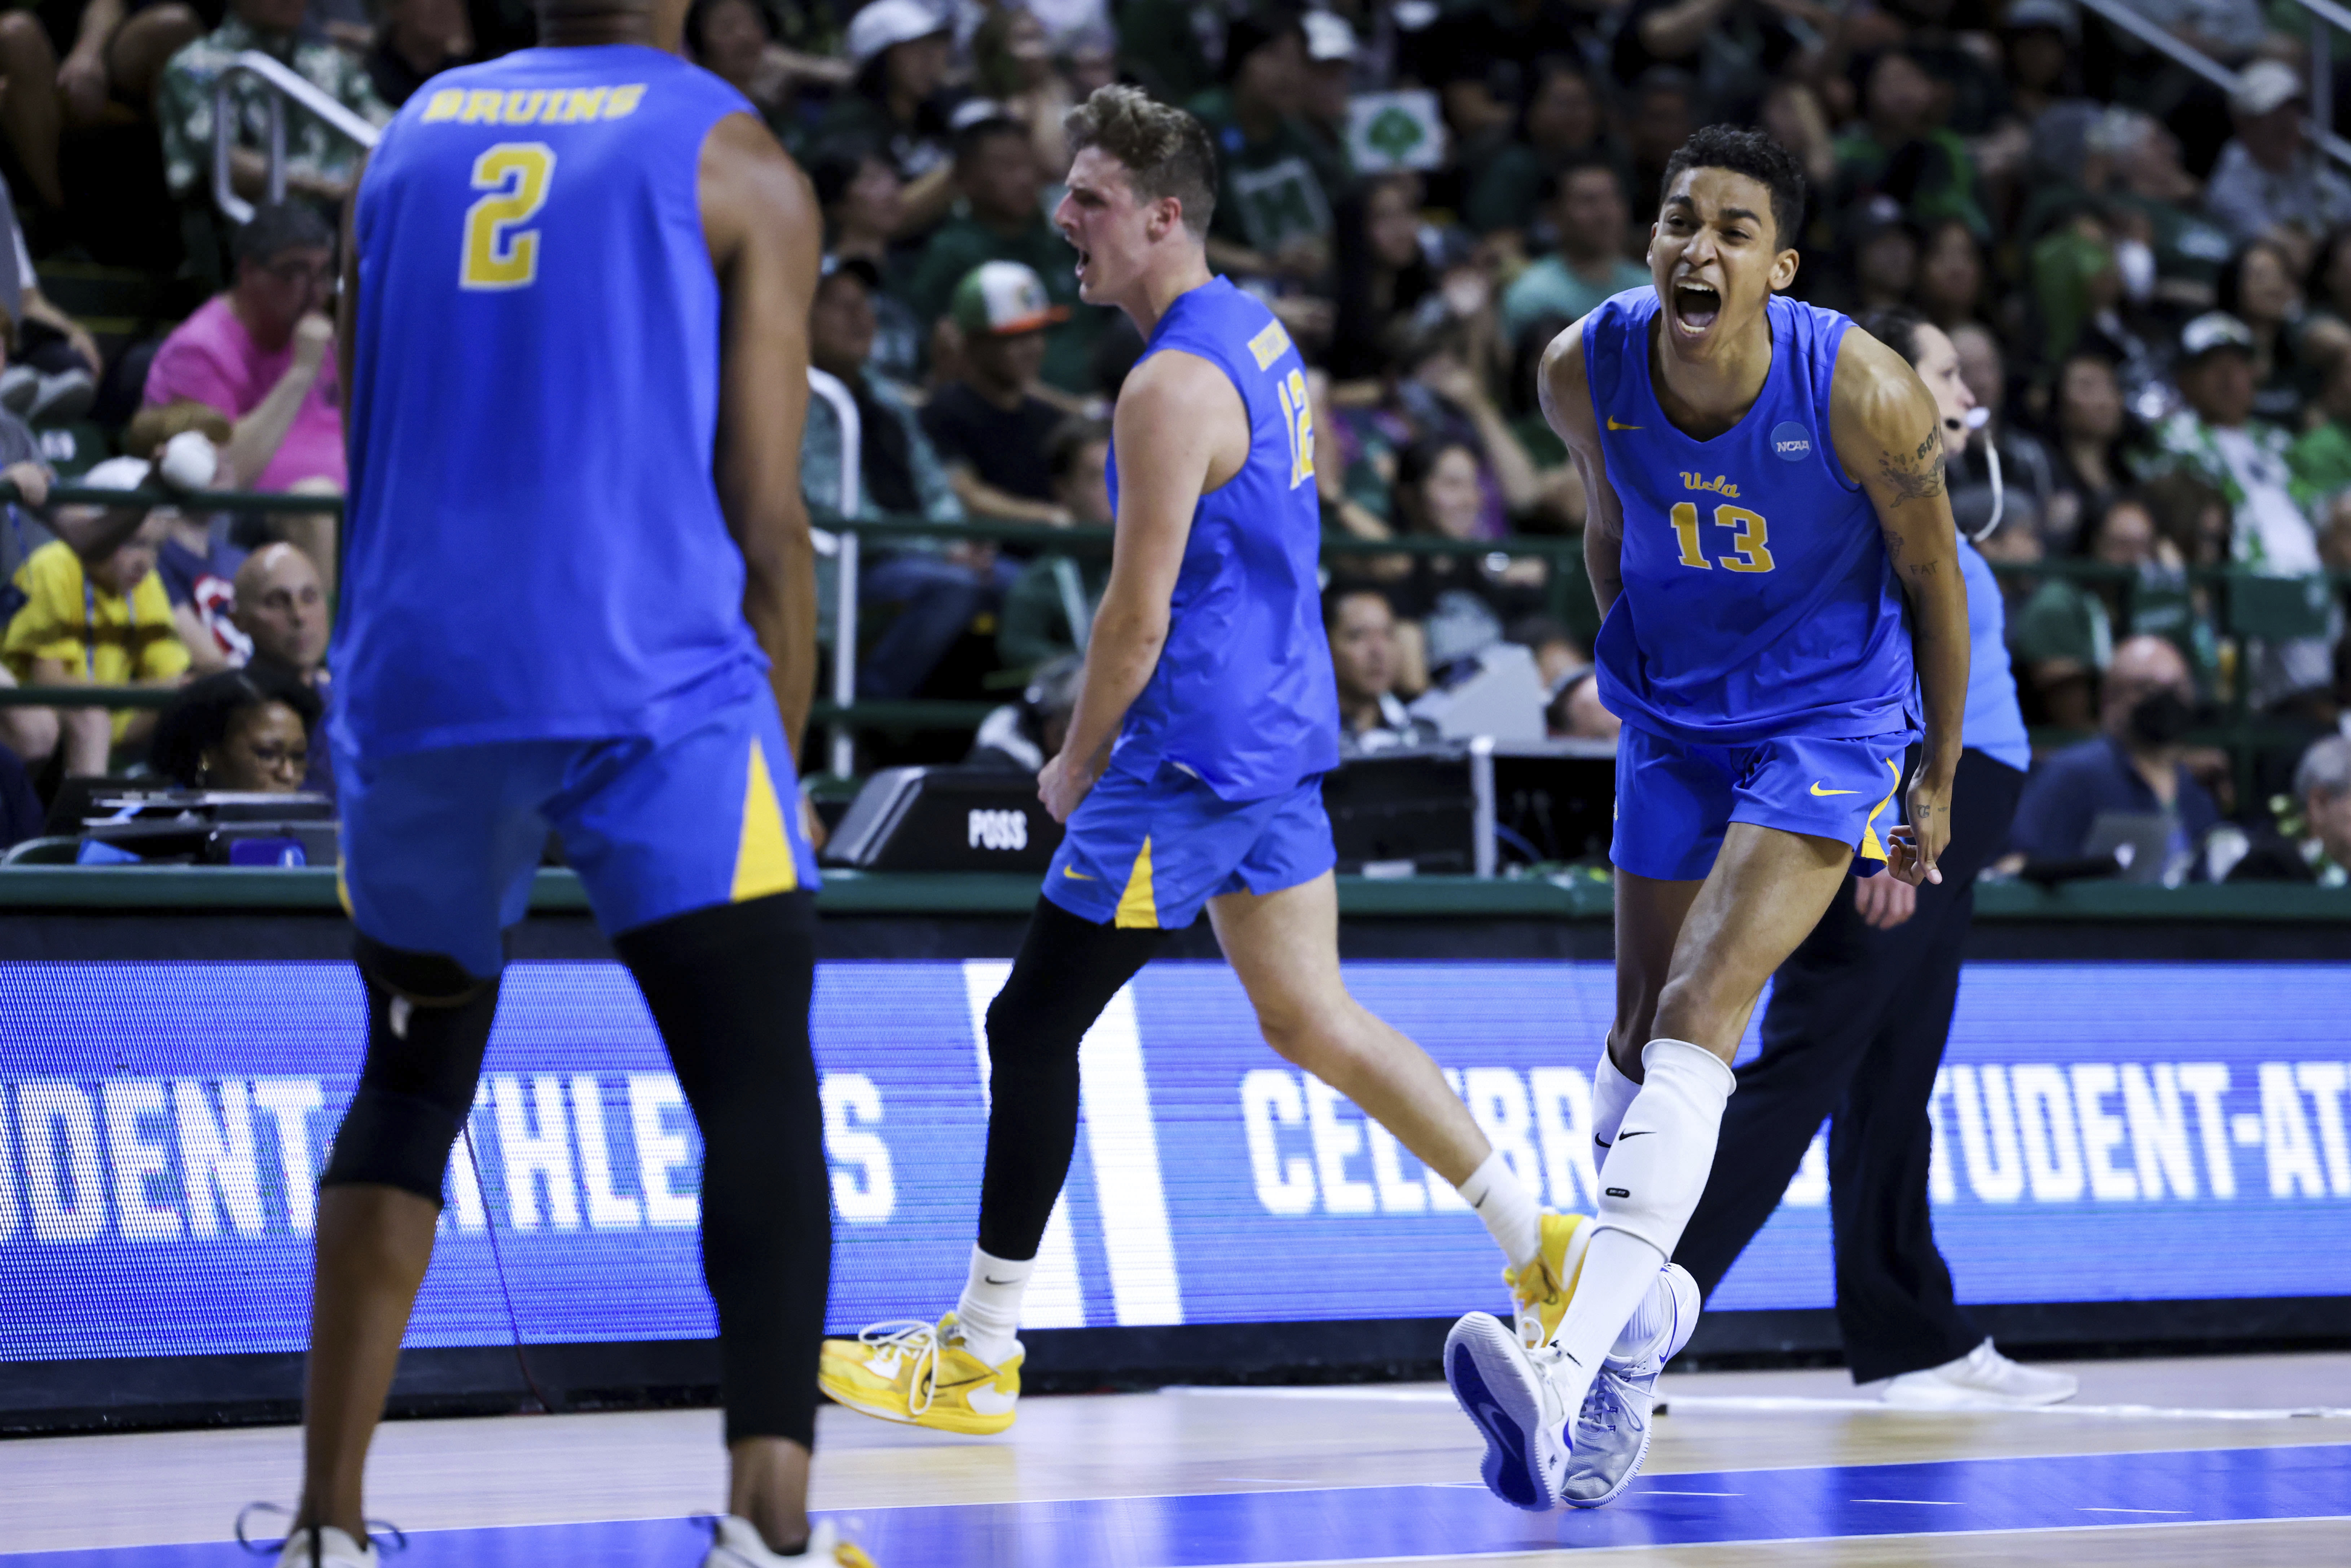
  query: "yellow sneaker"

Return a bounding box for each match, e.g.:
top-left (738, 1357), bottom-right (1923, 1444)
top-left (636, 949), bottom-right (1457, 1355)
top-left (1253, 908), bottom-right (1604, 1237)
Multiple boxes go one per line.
top-left (817, 1314), bottom-right (1021, 1435)
top-left (1503, 1210), bottom-right (1594, 1349)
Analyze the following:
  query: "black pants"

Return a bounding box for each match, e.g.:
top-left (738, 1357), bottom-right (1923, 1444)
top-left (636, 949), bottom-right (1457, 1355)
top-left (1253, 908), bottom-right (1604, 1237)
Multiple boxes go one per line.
top-left (1674, 748), bottom-right (2025, 1384)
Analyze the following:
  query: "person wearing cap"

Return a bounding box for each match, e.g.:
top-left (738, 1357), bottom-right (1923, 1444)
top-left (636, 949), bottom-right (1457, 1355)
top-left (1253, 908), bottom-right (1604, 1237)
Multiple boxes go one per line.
top-left (921, 260), bottom-right (1076, 524)
top-left (1186, 8), bottom-right (1344, 284)
top-left (817, 0), bottom-right (962, 237)
top-left (910, 112), bottom-right (1104, 394)
top-left (2146, 309), bottom-right (2330, 706)
top-left (1295, 8), bottom-right (1355, 171)
top-left (2208, 58), bottom-right (2351, 246)
top-left (801, 254), bottom-right (963, 534)
top-left (0, 455), bottom-right (192, 774)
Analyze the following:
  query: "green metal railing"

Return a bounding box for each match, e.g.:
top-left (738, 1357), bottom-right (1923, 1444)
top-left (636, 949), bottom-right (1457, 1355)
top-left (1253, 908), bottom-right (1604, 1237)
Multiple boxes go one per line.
top-left (4, 481), bottom-right (2344, 802)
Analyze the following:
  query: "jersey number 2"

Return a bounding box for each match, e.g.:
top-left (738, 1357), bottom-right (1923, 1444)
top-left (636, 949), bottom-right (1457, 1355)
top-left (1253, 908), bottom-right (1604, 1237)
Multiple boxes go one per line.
top-left (1669, 501), bottom-right (1775, 573)
top-left (461, 143), bottom-right (556, 291)
top-left (1274, 368), bottom-right (1314, 489)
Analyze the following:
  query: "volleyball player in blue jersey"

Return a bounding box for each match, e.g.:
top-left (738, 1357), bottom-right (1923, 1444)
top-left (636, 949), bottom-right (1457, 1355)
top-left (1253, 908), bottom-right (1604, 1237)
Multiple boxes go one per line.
top-left (818, 85), bottom-right (1687, 1440)
top-left (265, 2), bottom-right (867, 1564)
top-left (1444, 126), bottom-right (1972, 1511)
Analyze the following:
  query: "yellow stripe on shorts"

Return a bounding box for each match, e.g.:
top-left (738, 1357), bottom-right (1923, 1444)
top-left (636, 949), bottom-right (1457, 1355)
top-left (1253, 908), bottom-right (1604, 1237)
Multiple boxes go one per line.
top-left (730, 739), bottom-right (799, 902)
top-left (1114, 835), bottom-right (1159, 928)
top-left (1856, 756), bottom-right (1902, 862)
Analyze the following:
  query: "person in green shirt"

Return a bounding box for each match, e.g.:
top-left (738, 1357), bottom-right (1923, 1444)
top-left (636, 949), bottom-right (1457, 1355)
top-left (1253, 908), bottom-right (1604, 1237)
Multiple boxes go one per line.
top-left (1464, 58), bottom-right (1624, 243)
top-left (1187, 11), bottom-right (1344, 285)
top-left (1832, 48), bottom-right (1987, 239)
top-left (1498, 156), bottom-right (1651, 342)
top-left (2289, 349), bottom-right (2351, 501)
top-left (910, 114), bottom-right (1106, 395)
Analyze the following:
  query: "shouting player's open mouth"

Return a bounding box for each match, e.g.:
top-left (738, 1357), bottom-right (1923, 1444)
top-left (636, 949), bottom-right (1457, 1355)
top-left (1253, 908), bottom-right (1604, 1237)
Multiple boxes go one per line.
top-left (1669, 277), bottom-right (1723, 338)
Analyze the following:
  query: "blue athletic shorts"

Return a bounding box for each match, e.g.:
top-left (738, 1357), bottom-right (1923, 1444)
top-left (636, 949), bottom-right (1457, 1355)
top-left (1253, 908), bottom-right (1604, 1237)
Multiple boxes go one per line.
top-left (1610, 722), bottom-right (1912, 883)
top-left (335, 690), bottom-right (819, 978)
top-left (1042, 760), bottom-right (1336, 930)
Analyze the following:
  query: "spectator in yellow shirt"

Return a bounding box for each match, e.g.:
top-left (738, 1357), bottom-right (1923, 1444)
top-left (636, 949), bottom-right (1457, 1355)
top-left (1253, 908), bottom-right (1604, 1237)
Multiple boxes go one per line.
top-left (1, 505), bottom-right (191, 776)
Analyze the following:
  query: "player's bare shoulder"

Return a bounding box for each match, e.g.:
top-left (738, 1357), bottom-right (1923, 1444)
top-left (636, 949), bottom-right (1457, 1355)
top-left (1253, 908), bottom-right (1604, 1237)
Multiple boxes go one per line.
top-left (1115, 347), bottom-right (1248, 484)
top-left (698, 111), bottom-right (819, 270)
top-left (1537, 313), bottom-right (1602, 458)
top-left (1828, 321), bottom-right (1946, 510)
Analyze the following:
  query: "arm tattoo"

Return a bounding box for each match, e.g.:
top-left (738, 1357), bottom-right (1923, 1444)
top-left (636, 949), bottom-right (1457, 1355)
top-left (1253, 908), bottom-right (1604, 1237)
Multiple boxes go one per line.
top-left (1906, 560), bottom-right (1939, 578)
top-left (1876, 422), bottom-right (1947, 507)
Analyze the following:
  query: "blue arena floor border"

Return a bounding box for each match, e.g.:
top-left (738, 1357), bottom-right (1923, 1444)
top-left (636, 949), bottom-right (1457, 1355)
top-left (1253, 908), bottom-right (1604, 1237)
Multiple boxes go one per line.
top-left (11, 1444), bottom-right (2347, 1566)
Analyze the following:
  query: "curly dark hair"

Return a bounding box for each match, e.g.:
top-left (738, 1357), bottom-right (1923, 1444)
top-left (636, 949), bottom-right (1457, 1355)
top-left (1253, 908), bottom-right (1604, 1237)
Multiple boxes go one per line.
top-left (149, 667), bottom-right (322, 788)
top-left (1659, 125), bottom-right (1808, 252)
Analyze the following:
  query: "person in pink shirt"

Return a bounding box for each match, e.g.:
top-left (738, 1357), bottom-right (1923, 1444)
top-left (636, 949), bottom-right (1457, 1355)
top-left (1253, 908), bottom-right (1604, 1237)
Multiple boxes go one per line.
top-left (143, 201), bottom-right (344, 496)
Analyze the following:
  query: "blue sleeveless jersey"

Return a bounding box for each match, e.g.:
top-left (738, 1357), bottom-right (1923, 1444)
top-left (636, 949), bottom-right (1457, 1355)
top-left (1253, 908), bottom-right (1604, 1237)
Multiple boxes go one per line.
top-left (1585, 289), bottom-right (1913, 747)
top-left (334, 46), bottom-right (765, 757)
top-left (1956, 533), bottom-right (2030, 769)
top-left (1105, 277), bottom-right (1339, 800)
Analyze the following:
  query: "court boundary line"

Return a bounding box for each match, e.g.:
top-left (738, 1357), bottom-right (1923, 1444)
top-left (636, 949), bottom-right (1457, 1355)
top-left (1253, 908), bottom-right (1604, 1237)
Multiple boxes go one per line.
top-left (1178, 1511), bottom-right (2351, 1567)
top-left (11, 1438), bottom-right (2345, 1555)
top-left (1157, 1384), bottom-right (2351, 1422)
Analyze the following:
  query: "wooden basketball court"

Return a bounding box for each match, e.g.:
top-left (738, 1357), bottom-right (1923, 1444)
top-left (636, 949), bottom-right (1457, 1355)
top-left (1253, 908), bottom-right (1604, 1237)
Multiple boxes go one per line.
top-left (5, 1352), bottom-right (2347, 1565)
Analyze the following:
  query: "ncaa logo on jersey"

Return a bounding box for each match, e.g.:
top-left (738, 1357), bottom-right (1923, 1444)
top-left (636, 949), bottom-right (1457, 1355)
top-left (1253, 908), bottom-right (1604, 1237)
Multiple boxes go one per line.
top-left (1771, 421), bottom-right (1812, 461)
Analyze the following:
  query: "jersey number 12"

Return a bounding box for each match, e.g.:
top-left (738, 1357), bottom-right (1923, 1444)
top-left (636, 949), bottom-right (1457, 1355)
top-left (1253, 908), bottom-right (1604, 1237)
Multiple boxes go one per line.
top-left (461, 143), bottom-right (556, 291)
top-left (1274, 367), bottom-right (1314, 489)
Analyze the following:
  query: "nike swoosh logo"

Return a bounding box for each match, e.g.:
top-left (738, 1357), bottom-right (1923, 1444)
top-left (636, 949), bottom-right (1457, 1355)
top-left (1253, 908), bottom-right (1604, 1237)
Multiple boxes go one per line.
top-left (984, 1276), bottom-right (1020, 1286)
top-left (1062, 866), bottom-right (1096, 880)
top-left (1613, 1129), bottom-right (1654, 1141)
top-left (1607, 417), bottom-right (1641, 431)
top-left (1810, 783), bottom-right (1859, 796)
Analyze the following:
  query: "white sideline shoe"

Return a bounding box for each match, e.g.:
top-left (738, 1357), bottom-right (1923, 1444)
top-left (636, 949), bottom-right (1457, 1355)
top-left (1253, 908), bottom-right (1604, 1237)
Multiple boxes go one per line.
top-left (274, 1525), bottom-right (378, 1568)
top-left (1561, 1262), bottom-right (1701, 1508)
top-left (704, 1514), bottom-right (877, 1565)
top-left (1446, 1310), bottom-right (1573, 1511)
top-left (1881, 1340), bottom-right (2079, 1409)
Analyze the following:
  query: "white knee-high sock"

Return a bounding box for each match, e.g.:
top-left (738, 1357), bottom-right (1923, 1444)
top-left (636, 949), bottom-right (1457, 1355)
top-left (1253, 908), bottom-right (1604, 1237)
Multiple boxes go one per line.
top-left (953, 1246), bottom-right (1030, 1367)
top-left (1455, 1148), bottom-right (1542, 1271)
top-left (1550, 1039), bottom-right (1735, 1406)
top-left (1590, 1044), bottom-right (1639, 1177)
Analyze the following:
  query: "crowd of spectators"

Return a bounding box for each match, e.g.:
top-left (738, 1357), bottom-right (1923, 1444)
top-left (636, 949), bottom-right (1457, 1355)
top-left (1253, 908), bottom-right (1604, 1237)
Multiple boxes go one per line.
top-left (0, 0), bottom-right (2345, 888)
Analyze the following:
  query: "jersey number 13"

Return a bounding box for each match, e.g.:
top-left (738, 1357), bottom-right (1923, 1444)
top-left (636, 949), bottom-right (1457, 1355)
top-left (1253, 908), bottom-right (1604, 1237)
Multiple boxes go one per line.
top-left (461, 143), bottom-right (557, 291)
top-left (1669, 501), bottom-right (1776, 573)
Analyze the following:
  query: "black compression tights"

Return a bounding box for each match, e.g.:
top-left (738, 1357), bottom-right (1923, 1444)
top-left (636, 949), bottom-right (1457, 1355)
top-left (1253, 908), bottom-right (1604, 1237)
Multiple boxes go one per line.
top-left (976, 897), bottom-right (1168, 1261)
top-left (615, 890), bottom-right (827, 1450)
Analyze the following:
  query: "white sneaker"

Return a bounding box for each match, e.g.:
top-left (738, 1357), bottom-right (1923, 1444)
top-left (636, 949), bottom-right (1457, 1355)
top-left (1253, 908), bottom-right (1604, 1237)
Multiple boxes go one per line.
top-left (704, 1514), bottom-right (876, 1565)
top-left (1445, 1310), bottom-right (1572, 1512)
top-left (1881, 1340), bottom-right (2079, 1409)
top-left (1561, 1263), bottom-right (1701, 1508)
top-left (274, 1525), bottom-right (378, 1567)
